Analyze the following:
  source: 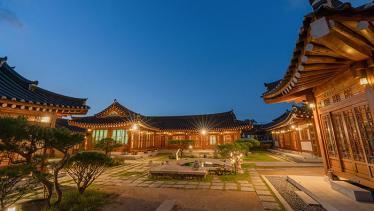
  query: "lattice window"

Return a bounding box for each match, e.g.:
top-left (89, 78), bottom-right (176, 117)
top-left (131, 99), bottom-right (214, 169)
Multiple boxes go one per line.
top-left (324, 98), bottom-right (331, 107)
top-left (321, 115), bottom-right (338, 157)
top-left (344, 88), bottom-right (353, 99)
top-left (354, 105), bottom-right (374, 163)
top-left (332, 94), bottom-right (341, 103)
top-left (343, 110), bottom-right (365, 162)
top-left (332, 112), bottom-right (351, 159)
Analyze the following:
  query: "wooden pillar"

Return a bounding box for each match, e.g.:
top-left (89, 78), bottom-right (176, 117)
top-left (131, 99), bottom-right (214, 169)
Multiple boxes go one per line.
top-left (309, 94), bottom-right (330, 173)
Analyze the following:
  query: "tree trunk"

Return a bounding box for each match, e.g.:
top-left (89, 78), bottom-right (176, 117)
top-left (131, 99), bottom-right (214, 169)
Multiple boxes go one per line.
top-left (53, 153), bottom-right (69, 206)
top-left (39, 177), bottom-right (53, 207)
top-left (78, 187), bottom-right (86, 194)
top-left (1, 198), bottom-right (5, 211)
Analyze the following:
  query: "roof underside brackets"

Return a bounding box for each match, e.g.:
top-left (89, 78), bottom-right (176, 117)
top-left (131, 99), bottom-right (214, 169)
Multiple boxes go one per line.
top-left (310, 17), bottom-right (373, 61)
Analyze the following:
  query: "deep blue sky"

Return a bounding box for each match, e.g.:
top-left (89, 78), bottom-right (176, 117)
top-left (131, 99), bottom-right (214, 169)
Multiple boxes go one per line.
top-left (0, 0), bottom-right (368, 123)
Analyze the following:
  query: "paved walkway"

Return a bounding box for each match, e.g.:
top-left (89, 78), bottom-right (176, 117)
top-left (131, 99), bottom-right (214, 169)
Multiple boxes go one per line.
top-left (288, 175), bottom-right (374, 211)
top-left (21, 156), bottom-right (285, 210)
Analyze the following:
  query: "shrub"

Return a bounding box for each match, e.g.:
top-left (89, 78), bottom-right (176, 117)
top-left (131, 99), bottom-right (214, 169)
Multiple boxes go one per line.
top-left (235, 138), bottom-right (260, 153)
top-left (48, 189), bottom-right (116, 211)
top-left (66, 152), bottom-right (112, 194)
top-left (0, 164), bottom-right (35, 210)
top-left (94, 138), bottom-right (122, 156)
top-left (167, 139), bottom-right (194, 147)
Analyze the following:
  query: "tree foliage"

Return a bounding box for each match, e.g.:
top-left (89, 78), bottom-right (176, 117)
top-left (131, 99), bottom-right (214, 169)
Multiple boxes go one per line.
top-left (47, 128), bottom-right (84, 206)
top-left (217, 138), bottom-right (260, 158)
top-left (167, 139), bottom-right (194, 147)
top-left (0, 164), bottom-right (36, 210)
top-left (94, 138), bottom-right (122, 156)
top-left (0, 117), bottom-right (85, 207)
top-left (66, 152), bottom-right (112, 194)
top-left (0, 117), bottom-right (54, 205)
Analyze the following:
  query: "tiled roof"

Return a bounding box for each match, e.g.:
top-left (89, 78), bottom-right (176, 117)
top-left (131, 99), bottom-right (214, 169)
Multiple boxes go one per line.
top-left (56, 118), bottom-right (86, 133)
top-left (147, 111), bottom-right (251, 131)
top-left (262, 1), bottom-right (374, 103)
top-left (262, 105), bottom-right (312, 130)
top-left (0, 57), bottom-right (89, 109)
top-left (70, 101), bottom-right (252, 131)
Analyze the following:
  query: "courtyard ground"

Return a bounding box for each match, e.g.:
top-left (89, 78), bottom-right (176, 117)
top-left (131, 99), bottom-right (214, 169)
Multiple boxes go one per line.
top-left (21, 151), bottom-right (325, 210)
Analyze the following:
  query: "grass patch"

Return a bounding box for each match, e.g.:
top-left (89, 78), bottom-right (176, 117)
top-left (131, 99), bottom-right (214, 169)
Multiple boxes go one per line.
top-left (243, 152), bottom-right (279, 162)
top-left (218, 172), bottom-right (250, 182)
top-left (48, 189), bottom-right (117, 211)
top-left (241, 163), bottom-right (255, 170)
top-left (117, 171), bottom-right (144, 178)
top-left (148, 174), bottom-right (213, 183)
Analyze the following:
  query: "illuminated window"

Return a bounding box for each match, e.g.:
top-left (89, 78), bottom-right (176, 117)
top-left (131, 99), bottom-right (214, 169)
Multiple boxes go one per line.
top-left (112, 129), bottom-right (128, 144)
top-left (209, 135), bottom-right (217, 145)
top-left (92, 130), bottom-right (108, 142)
top-left (40, 116), bottom-right (51, 123)
top-left (224, 135), bottom-right (232, 143)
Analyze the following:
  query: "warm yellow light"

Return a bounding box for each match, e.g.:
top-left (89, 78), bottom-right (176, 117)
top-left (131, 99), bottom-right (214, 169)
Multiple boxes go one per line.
top-left (188, 145), bottom-right (193, 149)
top-left (40, 116), bottom-right (50, 123)
top-left (200, 129), bottom-right (207, 135)
top-left (308, 103), bottom-right (315, 109)
top-left (291, 125), bottom-right (295, 129)
top-left (131, 124), bottom-right (139, 130)
top-left (87, 128), bottom-right (92, 132)
top-left (360, 77), bottom-right (369, 85)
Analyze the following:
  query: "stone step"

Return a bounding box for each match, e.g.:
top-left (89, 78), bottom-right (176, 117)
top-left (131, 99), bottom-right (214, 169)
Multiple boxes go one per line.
top-left (294, 191), bottom-right (320, 206)
top-left (330, 180), bottom-right (374, 202)
top-left (156, 199), bottom-right (178, 211)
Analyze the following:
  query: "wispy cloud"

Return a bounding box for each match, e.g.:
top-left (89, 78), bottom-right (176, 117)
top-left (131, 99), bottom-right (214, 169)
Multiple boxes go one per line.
top-left (0, 8), bottom-right (22, 28)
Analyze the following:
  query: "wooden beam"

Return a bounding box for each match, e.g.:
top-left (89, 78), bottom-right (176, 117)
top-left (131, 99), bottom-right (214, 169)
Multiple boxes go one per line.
top-left (331, 20), bottom-right (374, 50)
top-left (301, 55), bottom-right (349, 64)
top-left (300, 63), bottom-right (349, 71)
top-left (356, 21), bottom-right (374, 46)
top-left (305, 43), bottom-right (344, 58)
top-left (310, 17), bottom-right (371, 61)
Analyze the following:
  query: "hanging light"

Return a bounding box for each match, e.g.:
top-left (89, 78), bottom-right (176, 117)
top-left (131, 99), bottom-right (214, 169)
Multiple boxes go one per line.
top-left (359, 70), bottom-right (369, 86)
top-left (131, 124), bottom-right (139, 130)
top-left (200, 129), bottom-right (207, 135)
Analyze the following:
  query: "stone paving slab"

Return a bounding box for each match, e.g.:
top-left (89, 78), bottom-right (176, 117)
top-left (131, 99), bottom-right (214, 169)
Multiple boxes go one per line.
top-left (187, 181), bottom-right (199, 185)
top-left (256, 190), bottom-right (272, 196)
top-left (254, 186), bottom-right (268, 190)
top-left (197, 185), bottom-right (211, 189)
top-left (185, 185), bottom-right (198, 189)
top-left (149, 183), bottom-right (162, 188)
top-left (172, 184), bottom-right (185, 188)
top-left (240, 187), bottom-right (255, 192)
top-left (211, 185), bottom-right (224, 190)
top-left (258, 195), bottom-right (276, 202)
top-left (225, 185), bottom-right (238, 190)
top-left (176, 181), bottom-right (188, 185)
top-left (262, 202), bottom-right (281, 210)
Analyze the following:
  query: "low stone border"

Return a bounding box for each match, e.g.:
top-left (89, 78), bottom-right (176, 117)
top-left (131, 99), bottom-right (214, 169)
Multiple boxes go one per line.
top-left (261, 175), bottom-right (293, 211)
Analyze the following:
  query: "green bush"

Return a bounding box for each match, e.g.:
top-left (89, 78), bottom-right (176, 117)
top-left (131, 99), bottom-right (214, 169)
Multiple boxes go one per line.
top-left (48, 189), bottom-right (116, 211)
top-left (235, 138), bottom-right (260, 152)
top-left (66, 152), bottom-right (112, 194)
top-left (217, 139), bottom-right (260, 158)
top-left (167, 139), bottom-right (194, 145)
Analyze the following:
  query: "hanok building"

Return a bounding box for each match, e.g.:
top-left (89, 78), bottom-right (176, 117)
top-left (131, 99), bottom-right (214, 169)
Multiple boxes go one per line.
top-left (263, 105), bottom-right (320, 157)
top-left (263, 1), bottom-right (374, 188)
top-left (69, 101), bottom-right (251, 153)
top-left (0, 57), bottom-right (89, 126)
top-left (0, 56), bottom-right (89, 166)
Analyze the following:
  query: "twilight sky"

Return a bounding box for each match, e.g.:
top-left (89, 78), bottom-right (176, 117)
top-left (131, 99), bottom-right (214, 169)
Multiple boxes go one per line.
top-left (0, 0), bottom-right (368, 123)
